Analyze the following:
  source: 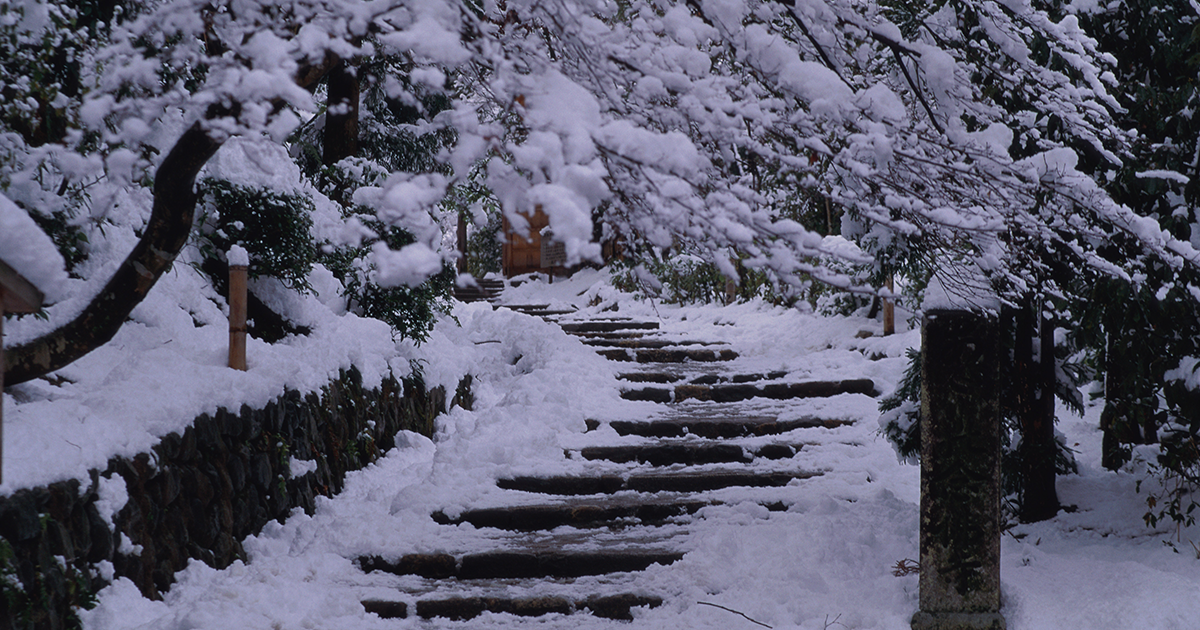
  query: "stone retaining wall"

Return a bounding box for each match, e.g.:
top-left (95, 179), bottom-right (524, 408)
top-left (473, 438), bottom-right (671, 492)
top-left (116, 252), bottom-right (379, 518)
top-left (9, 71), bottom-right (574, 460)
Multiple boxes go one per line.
top-left (0, 368), bottom-right (465, 630)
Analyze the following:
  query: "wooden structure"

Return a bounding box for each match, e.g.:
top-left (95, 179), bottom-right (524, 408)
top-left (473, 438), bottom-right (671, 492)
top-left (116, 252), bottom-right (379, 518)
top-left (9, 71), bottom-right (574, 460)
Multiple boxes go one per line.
top-left (502, 206), bottom-right (553, 277)
top-left (0, 259), bottom-right (46, 485)
top-left (228, 263), bottom-right (248, 371)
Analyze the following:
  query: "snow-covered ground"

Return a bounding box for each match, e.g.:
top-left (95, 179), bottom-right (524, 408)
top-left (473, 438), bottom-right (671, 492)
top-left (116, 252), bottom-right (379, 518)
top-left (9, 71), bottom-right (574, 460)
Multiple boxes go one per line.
top-left (7, 269), bottom-right (1198, 629)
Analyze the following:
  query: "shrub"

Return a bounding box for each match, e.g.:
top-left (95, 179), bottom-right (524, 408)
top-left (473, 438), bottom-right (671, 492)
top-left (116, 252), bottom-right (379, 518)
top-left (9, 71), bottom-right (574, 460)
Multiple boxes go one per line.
top-left (196, 178), bottom-right (317, 291)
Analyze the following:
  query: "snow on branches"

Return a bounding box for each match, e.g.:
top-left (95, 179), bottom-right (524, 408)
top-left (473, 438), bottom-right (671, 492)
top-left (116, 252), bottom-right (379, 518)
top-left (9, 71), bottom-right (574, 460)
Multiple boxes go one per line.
top-left (5, 0), bottom-right (1200, 312)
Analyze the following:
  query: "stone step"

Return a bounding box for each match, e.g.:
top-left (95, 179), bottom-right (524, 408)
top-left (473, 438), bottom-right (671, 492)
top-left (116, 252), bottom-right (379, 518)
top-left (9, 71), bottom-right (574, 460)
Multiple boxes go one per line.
top-left (358, 549), bottom-right (683, 580)
top-left (617, 372), bottom-right (687, 384)
top-left (616, 370), bottom-right (787, 385)
top-left (620, 378), bottom-right (875, 402)
top-left (571, 331), bottom-right (650, 340)
top-left (584, 338), bottom-right (716, 349)
top-left (500, 305), bottom-right (579, 317)
top-left (578, 442), bottom-right (801, 466)
top-left (601, 348), bottom-right (739, 363)
top-left (363, 593), bottom-right (664, 621)
top-left (561, 320), bottom-right (661, 333)
top-left (497, 470), bottom-right (821, 495)
top-left (587, 415), bottom-right (854, 438)
top-left (432, 496), bottom-right (713, 530)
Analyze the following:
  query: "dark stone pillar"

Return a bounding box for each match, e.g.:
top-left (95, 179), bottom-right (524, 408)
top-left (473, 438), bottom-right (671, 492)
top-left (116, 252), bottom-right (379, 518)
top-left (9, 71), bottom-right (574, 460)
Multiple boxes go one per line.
top-left (912, 310), bottom-right (1006, 630)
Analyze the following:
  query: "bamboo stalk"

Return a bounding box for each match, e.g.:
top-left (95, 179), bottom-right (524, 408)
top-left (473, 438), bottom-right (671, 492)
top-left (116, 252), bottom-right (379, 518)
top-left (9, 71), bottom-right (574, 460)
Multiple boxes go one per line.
top-left (228, 265), bottom-right (248, 371)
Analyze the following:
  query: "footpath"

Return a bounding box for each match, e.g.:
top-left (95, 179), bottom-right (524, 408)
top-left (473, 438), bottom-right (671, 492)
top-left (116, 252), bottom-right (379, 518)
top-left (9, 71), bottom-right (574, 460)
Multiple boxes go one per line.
top-left (349, 297), bottom-right (895, 624)
top-left (84, 279), bottom-right (920, 630)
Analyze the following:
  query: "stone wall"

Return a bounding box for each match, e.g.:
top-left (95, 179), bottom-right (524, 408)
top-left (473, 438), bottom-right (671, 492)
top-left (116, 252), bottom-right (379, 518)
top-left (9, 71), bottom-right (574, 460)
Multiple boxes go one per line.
top-left (0, 368), bottom-right (465, 630)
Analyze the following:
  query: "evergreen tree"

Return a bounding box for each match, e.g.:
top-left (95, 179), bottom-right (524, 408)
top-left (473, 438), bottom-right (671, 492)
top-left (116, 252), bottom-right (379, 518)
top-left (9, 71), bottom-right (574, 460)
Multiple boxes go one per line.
top-left (1067, 0), bottom-right (1200, 527)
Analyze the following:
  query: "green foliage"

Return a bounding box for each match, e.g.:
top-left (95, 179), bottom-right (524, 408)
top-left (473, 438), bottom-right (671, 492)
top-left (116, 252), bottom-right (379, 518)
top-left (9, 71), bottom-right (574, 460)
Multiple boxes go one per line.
top-left (878, 348), bottom-right (923, 464)
top-left (0, 538), bottom-right (31, 626)
top-left (285, 58), bottom-right (457, 342)
top-left (1141, 367), bottom-right (1200, 531)
top-left (612, 253), bottom-right (728, 305)
top-left (0, 1), bottom-right (116, 147)
top-left (465, 210), bottom-right (502, 278)
top-left (610, 248), bottom-right (798, 306)
top-left (25, 207), bottom-right (89, 274)
top-left (879, 331), bottom-right (1081, 516)
top-left (196, 178), bottom-right (318, 291)
top-left (448, 181), bottom-right (504, 278)
top-left (320, 206), bottom-right (453, 342)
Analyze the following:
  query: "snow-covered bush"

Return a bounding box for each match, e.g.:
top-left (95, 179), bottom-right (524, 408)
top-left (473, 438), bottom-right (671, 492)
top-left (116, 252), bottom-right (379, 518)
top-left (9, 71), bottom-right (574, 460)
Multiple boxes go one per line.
top-left (320, 211), bottom-right (454, 342)
top-left (196, 179), bottom-right (318, 291)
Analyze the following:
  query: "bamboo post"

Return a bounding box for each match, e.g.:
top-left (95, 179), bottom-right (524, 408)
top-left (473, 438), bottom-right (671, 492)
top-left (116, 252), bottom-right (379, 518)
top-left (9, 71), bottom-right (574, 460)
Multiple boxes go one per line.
top-left (884, 275), bottom-right (896, 336)
top-left (228, 257), bottom-right (248, 371)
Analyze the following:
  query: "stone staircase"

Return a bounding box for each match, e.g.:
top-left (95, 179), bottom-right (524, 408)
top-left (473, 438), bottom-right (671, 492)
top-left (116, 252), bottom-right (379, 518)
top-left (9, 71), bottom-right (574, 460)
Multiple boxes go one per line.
top-left (454, 277), bottom-right (506, 303)
top-left (350, 305), bottom-right (877, 623)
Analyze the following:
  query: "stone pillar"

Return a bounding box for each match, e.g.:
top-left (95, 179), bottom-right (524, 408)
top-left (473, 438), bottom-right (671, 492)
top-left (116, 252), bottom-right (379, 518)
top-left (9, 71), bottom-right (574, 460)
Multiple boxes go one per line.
top-left (912, 309), bottom-right (1005, 630)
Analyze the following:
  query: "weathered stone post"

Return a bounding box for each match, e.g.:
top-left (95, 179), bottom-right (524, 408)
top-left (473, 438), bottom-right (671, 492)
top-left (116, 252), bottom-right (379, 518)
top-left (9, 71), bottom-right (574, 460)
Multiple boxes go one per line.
top-left (912, 308), bottom-right (1006, 630)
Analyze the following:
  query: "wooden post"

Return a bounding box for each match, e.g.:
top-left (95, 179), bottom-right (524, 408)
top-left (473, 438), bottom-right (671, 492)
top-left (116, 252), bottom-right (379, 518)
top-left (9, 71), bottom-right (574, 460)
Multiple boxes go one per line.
top-left (0, 259), bottom-right (46, 485)
top-left (228, 264), bottom-right (248, 371)
top-left (457, 212), bottom-right (468, 274)
top-left (884, 275), bottom-right (896, 336)
top-left (913, 309), bottom-right (1005, 630)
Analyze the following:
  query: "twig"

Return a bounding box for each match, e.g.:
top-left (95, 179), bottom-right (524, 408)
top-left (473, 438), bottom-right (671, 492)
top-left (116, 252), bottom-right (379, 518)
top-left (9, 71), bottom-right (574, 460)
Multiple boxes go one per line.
top-left (824, 613), bottom-right (846, 629)
top-left (697, 601), bottom-right (772, 628)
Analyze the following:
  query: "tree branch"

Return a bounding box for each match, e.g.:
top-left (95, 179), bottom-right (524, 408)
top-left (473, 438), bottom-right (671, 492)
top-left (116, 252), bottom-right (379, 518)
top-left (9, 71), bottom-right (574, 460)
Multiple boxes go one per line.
top-left (4, 55), bottom-right (343, 385)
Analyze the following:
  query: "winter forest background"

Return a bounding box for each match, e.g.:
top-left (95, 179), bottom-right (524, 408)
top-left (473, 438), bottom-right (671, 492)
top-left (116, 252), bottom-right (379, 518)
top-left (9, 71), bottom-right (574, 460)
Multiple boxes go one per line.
top-left (4, 0), bottom-right (1200, 616)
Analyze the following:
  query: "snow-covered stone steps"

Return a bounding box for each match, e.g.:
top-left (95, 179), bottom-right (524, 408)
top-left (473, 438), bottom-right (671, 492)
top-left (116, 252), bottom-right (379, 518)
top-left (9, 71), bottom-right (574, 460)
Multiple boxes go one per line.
top-left (362, 592), bottom-right (664, 621)
top-left (576, 441), bottom-right (804, 466)
top-left (616, 369), bottom-right (787, 385)
top-left (430, 496), bottom-right (714, 530)
top-left (584, 337), bottom-right (718, 348)
top-left (586, 415), bottom-right (855, 438)
top-left (358, 548), bottom-right (684, 580)
top-left (620, 377), bottom-right (876, 402)
top-left (601, 347), bottom-right (740, 363)
top-left (497, 469), bottom-right (822, 495)
top-left (455, 277), bottom-right (505, 303)
top-left (560, 320), bottom-right (661, 333)
top-left (497, 303), bottom-right (579, 317)
top-left (569, 330), bottom-right (651, 341)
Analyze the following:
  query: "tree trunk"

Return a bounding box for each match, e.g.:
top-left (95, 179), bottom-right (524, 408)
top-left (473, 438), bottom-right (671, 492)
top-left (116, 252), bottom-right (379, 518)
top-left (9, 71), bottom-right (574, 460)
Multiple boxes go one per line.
top-left (323, 60), bottom-right (359, 167)
top-left (3, 57), bottom-right (341, 386)
top-left (1020, 308), bottom-right (1059, 522)
top-left (3, 120), bottom-right (224, 385)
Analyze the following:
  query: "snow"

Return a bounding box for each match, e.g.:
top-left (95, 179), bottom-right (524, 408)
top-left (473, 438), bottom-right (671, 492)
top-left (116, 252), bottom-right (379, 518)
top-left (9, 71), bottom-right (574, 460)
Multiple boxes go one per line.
top-left (0, 252), bottom-right (430, 492)
top-left (11, 271), bottom-right (1183, 630)
top-left (226, 245), bottom-right (249, 267)
top-left (1135, 170), bottom-right (1191, 186)
top-left (0, 192), bottom-right (69, 303)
